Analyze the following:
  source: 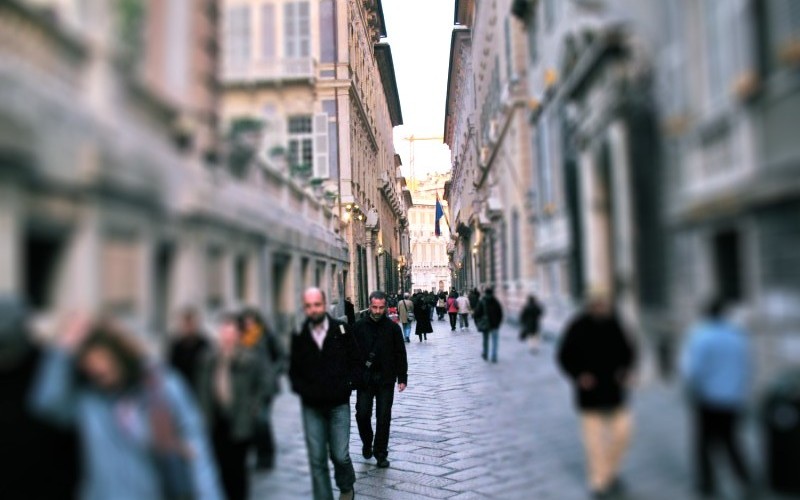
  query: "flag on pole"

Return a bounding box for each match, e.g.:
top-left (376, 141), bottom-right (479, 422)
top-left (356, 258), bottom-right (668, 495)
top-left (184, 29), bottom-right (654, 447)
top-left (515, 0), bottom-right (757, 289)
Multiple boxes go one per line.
top-left (435, 193), bottom-right (444, 237)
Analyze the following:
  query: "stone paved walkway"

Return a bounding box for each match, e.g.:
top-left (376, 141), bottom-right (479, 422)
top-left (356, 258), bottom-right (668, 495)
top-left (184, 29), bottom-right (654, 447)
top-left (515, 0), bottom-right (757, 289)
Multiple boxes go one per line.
top-left (251, 317), bottom-right (776, 499)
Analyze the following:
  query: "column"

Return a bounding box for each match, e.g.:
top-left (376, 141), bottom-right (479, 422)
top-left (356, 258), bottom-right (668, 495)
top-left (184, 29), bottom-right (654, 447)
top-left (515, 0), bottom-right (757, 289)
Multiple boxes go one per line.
top-left (57, 205), bottom-right (101, 311)
top-left (172, 230), bottom-right (204, 314)
top-left (0, 183), bottom-right (21, 294)
top-left (366, 231), bottom-right (377, 295)
top-left (578, 149), bottom-right (612, 294)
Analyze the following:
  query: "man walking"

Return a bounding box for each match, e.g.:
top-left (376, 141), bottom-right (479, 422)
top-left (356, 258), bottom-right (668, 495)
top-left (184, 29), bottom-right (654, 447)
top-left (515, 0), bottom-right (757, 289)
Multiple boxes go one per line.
top-left (474, 287), bottom-right (503, 362)
top-left (557, 291), bottom-right (637, 499)
top-left (289, 288), bottom-right (361, 500)
top-left (397, 293), bottom-right (415, 343)
top-left (353, 291), bottom-right (408, 468)
top-left (681, 298), bottom-right (753, 498)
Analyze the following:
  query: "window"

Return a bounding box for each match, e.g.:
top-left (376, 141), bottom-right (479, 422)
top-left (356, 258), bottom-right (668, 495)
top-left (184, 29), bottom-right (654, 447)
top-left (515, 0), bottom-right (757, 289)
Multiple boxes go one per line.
top-left (206, 248), bottom-right (224, 309)
top-left (284, 1), bottom-right (311, 58)
top-left (703, 0), bottom-right (753, 111)
top-left (763, 0), bottom-right (800, 73)
top-left (164, 0), bottom-right (190, 94)
top-left (511, 210), bottom-right (521, 279)
top-left (544, 0), bottom-right (557, 31)
top-left (261, 3), bottom-right (276, 61)
top-left (504, 17), bottom-right (513, 80)
top-left (537, 113), bottom-right (555, 209)
top-left (288, 116), bottom-right (313, 175)
top-left (225, 5), bottom-right (251, 68)
top-left (102, 236), bottom-right (139, 314)
top-left (320, 0), bottom-right (336, 63)
top-left (713, 229), bottom-right (743, 302)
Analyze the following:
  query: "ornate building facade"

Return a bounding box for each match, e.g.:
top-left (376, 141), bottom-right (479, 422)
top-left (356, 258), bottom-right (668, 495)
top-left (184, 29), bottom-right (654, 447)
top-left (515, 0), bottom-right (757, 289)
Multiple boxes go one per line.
top-left (220, 0), bottom-right (408, 311)
top-left (408, 172), bottom-right (451, 294)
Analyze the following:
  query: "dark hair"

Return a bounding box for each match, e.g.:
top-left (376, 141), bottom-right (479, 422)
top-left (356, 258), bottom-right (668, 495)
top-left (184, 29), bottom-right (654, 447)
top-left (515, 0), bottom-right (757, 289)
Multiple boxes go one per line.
top-left (239, 307), bottom-right (265, 327)
top-left (76, 320), bottom-right (146, 389)
top-left (705, 298), bottom-right (726, 319)
top-left (484, 287), bottom-right (494, 295)
top-left (219, 312), bottom-right (244, 333)
top-left (369, 291), bottom-right (387, 303)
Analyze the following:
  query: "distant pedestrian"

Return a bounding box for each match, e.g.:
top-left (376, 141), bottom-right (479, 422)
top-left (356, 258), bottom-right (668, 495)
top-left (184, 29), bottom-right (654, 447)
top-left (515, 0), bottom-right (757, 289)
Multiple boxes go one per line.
top-left (414, 295), bottom-right (433, 342)
top-left (167, 307), bottom-right (211, 396)
top-left (446, 291), bottom-right (459, 331)
top-left (681, 298), bottom-right (753, 498)
top-left (557, 290), bottom-right (637, 499)
top-left (32, 314), bottom-right (222, 500)
top-left (519, 295), bottom-right (544, 353)
top-left (426, 292), bottom-right (436, 321)
top-left (473, 287), bottom-right (504, 362)
top-left (196, 313), bottom-right (265, 500)
top-left (344, 297), bottom-right (356, 326)
top-left (436, 291), bottom-right (447, 320)
top-left (456, 292), bottom-right (471, 331)
top-left (397, 293), bottom-right (415, 343)
top-left (468, 288), bottom-right (480, 312)
top-left (289, 288), bottom-right (360, 500)
top-left (352, 291), bottom-right (408, 469)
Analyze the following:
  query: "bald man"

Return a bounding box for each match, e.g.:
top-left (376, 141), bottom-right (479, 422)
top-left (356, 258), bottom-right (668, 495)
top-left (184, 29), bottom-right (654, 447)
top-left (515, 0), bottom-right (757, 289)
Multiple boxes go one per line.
top-left (289, 288), bottom-right (361, 500)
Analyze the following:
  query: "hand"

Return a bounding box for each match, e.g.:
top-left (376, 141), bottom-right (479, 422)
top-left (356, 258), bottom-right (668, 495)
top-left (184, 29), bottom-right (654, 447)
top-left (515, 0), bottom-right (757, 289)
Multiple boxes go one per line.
top-left (577, 373), bottom-right (596, 390)
top-left (59, 311), bottom-right (93, 352)
top-left (397, 383), bottom-right (407, 393)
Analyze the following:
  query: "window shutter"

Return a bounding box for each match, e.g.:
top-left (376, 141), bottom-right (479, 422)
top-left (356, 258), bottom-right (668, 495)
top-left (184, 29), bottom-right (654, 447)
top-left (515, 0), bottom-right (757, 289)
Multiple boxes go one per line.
top-left (261, 3), bottom-right (276, 61)
top-left (313, 113), bottom-right (330, 179)
top-left (284, 2), bottom-right (297, 58)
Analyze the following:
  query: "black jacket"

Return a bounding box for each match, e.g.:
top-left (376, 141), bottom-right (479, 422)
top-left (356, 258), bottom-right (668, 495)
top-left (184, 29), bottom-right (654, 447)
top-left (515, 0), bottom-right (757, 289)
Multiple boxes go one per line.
top-left (289, 315), bottom-right (361, 408)
top-left (352, 314), bottom-right (408, 386)
top-left (557, 313), bottom-right (637, 410)
top-left (167, 334), bottom-right (210, 395)
top-left (474, 295), bottom-right (504, 330)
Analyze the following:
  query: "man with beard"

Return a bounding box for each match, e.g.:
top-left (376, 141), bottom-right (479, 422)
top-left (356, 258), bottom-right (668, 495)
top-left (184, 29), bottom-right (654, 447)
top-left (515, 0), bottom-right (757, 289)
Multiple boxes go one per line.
top-left (289, 288), bottom-right (362, 500)
top-left (352, 291), bottom-right (408, 468)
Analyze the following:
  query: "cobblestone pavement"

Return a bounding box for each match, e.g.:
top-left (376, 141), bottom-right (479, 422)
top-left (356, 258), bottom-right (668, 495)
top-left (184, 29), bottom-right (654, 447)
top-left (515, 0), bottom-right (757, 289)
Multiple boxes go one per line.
top-left (251, 317), bottom-right (776, 500)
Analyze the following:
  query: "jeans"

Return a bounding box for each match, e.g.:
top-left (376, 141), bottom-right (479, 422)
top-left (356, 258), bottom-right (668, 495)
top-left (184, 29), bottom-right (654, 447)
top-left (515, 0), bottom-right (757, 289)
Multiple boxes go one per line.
top-left (458, 313), bottom-right (469, 329)
top-left (482, 329), bottom-right (499, 362)
top-left (301, 404), bottom-right (356, 500)
top-left (448, 312), bottom-right (458, 330)
top-left (356, 384), bottom-right (396, 459)
top-left (402, 322), bottom-right (411, 341)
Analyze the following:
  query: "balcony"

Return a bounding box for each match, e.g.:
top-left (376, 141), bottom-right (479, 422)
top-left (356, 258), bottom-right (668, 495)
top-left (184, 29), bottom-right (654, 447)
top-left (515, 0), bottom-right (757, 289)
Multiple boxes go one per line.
top-left (221, 58), bottom-right (315, 85)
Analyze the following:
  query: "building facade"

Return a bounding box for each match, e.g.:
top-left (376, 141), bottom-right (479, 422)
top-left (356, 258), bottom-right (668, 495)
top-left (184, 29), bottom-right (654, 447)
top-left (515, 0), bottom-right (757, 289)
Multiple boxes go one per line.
top-left (512, 0), bottom-right (800, 380)
top-left (408, 172), bottom-right (451, 294)
top-left (220, 0), bottom-right (408, 311)
top-left (0, 0), bottom-right (347, 342)
top-left (444, 0), bottom-right (535, 317)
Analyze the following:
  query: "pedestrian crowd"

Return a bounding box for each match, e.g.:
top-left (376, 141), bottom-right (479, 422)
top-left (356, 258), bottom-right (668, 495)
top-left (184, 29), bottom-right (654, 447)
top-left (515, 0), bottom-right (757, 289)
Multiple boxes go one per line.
top-left (0, 281), bottom-right (778, 500)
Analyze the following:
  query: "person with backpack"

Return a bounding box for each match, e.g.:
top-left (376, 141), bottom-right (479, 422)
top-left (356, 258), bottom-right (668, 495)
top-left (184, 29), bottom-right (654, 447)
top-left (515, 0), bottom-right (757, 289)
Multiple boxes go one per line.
top-left (473, 287), bottom-right (504, 362)
top-left (397, 293), bottom-right (415, 343)
top-left (446, 291), bottom-right (459, 332)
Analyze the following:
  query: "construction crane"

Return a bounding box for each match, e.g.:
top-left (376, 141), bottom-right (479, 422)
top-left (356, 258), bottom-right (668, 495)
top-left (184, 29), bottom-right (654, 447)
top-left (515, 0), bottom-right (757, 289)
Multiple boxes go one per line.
top-left (402, 135), bottom-right (444, 190)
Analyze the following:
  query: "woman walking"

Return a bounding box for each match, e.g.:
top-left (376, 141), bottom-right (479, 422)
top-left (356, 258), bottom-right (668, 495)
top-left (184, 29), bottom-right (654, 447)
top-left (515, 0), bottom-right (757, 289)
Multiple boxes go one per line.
top-left (414, 296), bottom-right (433, 342)
top-left (446, 291), bottom-right (459, 332)
top-left (32, 315), bottom-right (222, 500)
top-left (519, 295), bottom-right (544, 353)
top-left (196, 313), bottom-right (265, 500)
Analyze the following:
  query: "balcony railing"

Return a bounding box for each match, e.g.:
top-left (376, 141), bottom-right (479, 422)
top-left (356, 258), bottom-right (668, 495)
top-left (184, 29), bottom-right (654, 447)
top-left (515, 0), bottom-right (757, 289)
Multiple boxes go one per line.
top-left (221, 58), bottom-right (315, 84)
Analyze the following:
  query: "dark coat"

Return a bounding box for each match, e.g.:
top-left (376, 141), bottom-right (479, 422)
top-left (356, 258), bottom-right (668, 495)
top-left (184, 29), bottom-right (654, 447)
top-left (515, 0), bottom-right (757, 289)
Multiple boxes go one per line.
top-left (353, 315), bottom-right (409, 386)
top-left (196, 348), bottom-right (265, 440)
top-left (557, 313), bottom-right (637, 411)
top-left (474, 295), bottom-right (504, 331)
top-left (167, 334), bottom-right (210, 395)
top-left (344, 300), bottom-right (356, 325)
top-left (519, 301), bottom-right (544, 338)
top-left (413, 299), bottom-right (434, 335)
top-left (289, 315), bottom-right (362, 408)
top-left (468, 290), bottom-right (480, 310)
top-left (1, 345), bottom-right (80, 499)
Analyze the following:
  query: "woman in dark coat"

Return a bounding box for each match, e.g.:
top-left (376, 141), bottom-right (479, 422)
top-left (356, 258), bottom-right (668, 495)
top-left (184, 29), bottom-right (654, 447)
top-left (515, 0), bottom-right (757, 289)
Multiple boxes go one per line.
top-left (519, 295), bottom-right (544, 353)
top-left (414, 297), bottom-right (433, 342)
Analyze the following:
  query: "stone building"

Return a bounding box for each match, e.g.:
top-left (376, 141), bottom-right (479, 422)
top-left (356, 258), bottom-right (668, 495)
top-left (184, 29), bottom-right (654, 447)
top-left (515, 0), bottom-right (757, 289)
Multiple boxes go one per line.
top-left (408, 172), bottom-right (451, 294)
top-left (219, 0), bottom-right (408, 311)
top-left (444, 0), bottom-right (535, 317)
top-left (0, 0), bottom-right (347, 341)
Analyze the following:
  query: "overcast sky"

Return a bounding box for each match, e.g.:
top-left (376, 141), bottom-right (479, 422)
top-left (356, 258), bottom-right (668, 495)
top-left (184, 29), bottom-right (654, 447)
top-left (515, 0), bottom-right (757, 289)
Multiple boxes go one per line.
top-left (382, 0), bottom-right (454, 179)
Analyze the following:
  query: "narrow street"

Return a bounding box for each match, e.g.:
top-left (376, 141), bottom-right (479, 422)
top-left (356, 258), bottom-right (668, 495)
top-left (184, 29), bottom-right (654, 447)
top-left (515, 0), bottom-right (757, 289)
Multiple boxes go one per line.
top-left (250, 317), bottom-right (770, 499)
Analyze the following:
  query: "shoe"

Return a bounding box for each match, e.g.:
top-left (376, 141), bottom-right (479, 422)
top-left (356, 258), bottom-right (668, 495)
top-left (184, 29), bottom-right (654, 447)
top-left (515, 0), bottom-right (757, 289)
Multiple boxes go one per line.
top-left (376, 458), bottom-right (390, 468)
top-left (608, 477), bottom-right (625, 494)
top-left (362, 444), bottom-right (372, 459)
top-left (591, 489), bottom-right (611, 499)
top-left (339, 489), bottom-right (355, 500)
top-left (481, 353), bottom-right (487, 361)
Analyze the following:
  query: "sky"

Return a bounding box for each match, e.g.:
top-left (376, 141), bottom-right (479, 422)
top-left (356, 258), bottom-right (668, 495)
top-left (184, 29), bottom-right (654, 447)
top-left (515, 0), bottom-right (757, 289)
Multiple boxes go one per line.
top-left (382, 0), bottom-right (454, 180)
